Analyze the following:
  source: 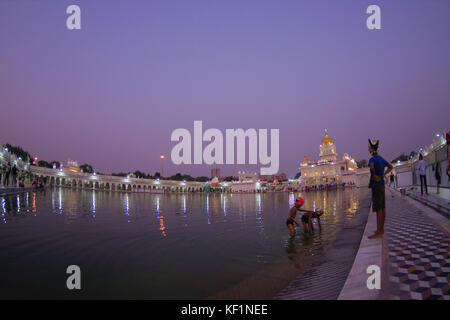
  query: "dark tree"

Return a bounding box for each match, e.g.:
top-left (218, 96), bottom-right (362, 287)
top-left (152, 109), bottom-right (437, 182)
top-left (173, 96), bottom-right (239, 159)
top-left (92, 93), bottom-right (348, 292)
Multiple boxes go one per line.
top-left (111, 172), bottom-right (127, 177)
top-left (357, 159), bottom-right (368, 168)
top-left (38, 160), bottom-right (52, 168)
top-left (80, 164), bottom-right (94, 173)
top-left (5, 144), bottom-right (32, 162)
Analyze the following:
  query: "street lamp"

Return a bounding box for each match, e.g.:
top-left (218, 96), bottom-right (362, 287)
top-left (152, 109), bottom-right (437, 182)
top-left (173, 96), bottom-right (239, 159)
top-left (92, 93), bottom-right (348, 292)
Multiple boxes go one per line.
top-left (160, 155), bottom-right (165, 178)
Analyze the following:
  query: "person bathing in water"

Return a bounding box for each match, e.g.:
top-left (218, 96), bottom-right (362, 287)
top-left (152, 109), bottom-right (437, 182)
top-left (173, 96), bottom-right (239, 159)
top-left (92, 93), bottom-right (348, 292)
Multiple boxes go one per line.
top-left (286, 196), bottom-right (324, 237)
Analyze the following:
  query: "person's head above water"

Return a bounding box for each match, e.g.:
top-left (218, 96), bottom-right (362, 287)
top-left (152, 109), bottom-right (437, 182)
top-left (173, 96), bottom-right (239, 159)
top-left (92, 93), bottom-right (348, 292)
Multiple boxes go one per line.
top-left (368, 139), bottom-right (379, 155)
top-left (294, 196), bottom-right (304, 208)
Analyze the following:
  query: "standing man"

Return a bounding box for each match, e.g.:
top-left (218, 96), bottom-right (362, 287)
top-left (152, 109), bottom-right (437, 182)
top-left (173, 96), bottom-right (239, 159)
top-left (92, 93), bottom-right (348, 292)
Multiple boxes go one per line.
top-left (434, 161), bottom-right (441, 195)
top-left (4, 162), bottom-right (11, 187)
top-left (11, 165), bottom-right (18, 187)
top-left (0, 163), bottom-right (4, 187)
top-left (368, 139), bottom-right (393, 240)
top-left (389, 172), bottom-right (395, 188)
top-left (417, 154), bottom-right (428, 196)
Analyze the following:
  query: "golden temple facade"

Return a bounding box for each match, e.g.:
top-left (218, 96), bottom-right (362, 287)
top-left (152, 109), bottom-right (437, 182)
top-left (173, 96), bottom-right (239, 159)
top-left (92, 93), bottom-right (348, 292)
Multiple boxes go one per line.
top-left (298, 129), bottom-right (357, 186)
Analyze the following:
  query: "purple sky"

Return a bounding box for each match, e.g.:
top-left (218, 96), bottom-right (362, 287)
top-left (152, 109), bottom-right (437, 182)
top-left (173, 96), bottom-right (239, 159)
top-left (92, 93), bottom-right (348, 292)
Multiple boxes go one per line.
top-left (1, 0), bottom-right (449, 178)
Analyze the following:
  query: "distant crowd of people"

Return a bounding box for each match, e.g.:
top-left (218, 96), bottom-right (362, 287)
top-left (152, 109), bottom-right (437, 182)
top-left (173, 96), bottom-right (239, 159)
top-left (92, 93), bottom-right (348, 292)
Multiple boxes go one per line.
top-left (0, 162), bottom-right (44, 189)
top-left (414, 132), bottom-right (450, 196)
top-left (0, 162), bottom-right (20, 188)
top-left (300, 182), bottom-right (354, 192)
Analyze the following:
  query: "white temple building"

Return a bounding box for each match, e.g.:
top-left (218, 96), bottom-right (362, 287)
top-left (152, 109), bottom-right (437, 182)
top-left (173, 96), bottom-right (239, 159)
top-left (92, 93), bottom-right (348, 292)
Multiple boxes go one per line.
top-left (297, 129), bottom-right (359, 186)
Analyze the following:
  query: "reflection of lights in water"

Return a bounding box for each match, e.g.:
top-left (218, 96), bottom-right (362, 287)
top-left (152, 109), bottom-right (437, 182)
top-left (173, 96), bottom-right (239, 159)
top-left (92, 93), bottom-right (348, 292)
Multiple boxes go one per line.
top-left (222, 194), bottom-right (226, 216)
top-left (183, 195), bottom-right (186, 214)
top-left (206, 196), bottom-right (210, 225)
top-left (58, 188), bottom-right (62, 215)
top-left (125, 194), bottom-right (130, 222)
top-left (1, 197), bottom-right (6, 224)
top-left (313, 200), bottom-right (316, 211)
top-left (32, 192), bottom-right (36, 213)
top-left (256, 193), bottom-right (262, 213)
top-left (159, 216), bottom-right (167, 236)
top-left (154, 196), bottom-right (166, 236)
top-left (333, 201), bottom-right (336, 216)
top-left (289, 193), bottom-right (295, 207)
top-left (92, 191), bottom-right (96, 219)
top-left (255, 194), bottom-right (264, 232)
top-left (156, 196), bottom-right (160, 215)
top-left (26, 192), bottom-right (29, 208)
top-left (16, 194), bottom-right (20, 213)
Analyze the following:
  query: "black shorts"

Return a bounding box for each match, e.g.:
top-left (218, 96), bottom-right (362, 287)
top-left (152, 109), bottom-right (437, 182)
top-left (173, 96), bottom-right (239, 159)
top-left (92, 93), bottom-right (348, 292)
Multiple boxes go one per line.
top-left (301, 215), bottom-right (310, 224)
top-left (372, 185), bottom-right (386, 212)
top-left (286, 218), bottom-right (295, 227)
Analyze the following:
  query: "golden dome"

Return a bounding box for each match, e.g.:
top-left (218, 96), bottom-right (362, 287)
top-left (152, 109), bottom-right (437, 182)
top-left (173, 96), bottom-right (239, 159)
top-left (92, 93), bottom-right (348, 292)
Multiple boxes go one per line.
top-left (303, 156), bottom-right (309, 162)
top-left (321, 129), bottom-right (334, 146)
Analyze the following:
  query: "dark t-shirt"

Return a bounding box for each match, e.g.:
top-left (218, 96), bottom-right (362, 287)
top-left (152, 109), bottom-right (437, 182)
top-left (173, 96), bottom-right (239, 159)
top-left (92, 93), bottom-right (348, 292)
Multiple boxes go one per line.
top-left (369, 155), bottom-right (388, 188)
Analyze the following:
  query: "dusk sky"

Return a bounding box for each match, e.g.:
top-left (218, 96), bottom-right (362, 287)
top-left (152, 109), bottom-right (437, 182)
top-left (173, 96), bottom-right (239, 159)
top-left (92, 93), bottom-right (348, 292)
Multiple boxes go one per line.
top-left (1, 0), bottom-right (449, 177)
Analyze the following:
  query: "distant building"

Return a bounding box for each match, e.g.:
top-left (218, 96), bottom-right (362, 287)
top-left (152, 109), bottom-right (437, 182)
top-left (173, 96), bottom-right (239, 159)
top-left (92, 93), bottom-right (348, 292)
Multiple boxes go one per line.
top-left (237, 171), bottom-right (259, 183)
top-left (65, 159), bottom-right (80, 173)
top-left (260, 173), bottom-right (287, 182)
top-left (298, 129), bottom-right (357, 186)
top-left (211, 168), bottom-right (221, 179)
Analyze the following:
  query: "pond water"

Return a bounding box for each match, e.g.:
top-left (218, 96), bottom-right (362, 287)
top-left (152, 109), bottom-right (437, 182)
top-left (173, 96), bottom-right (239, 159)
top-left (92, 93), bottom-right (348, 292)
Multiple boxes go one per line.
top-left (0, 187), bottom-right (368, 299)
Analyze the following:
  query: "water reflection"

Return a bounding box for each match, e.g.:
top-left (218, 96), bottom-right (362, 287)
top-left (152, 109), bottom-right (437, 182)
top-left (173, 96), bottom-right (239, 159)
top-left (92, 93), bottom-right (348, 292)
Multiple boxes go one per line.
top-left (0, 188), bottom-right (367, 299)
top-left (92, 191), bottom-right (96, 219)
top-left (1, 197), bottom-right (6, 224)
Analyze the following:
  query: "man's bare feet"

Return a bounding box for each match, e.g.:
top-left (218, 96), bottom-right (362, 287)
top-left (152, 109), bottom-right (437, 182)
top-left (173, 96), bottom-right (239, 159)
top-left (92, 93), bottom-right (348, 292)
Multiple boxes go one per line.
top-left (368, 232), bottom-right (384, 239)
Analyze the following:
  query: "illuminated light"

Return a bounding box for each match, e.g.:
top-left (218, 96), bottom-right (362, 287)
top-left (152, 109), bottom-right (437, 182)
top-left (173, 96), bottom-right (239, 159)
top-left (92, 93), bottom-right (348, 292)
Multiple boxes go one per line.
top-left (397, 160), bottom-right (401, 164)
top-left (93, 172), bottom-right (96, 176)
top-left (436, 134), bottom-right (440, 137)
top-left (160, 155), bottom-right (165, 159)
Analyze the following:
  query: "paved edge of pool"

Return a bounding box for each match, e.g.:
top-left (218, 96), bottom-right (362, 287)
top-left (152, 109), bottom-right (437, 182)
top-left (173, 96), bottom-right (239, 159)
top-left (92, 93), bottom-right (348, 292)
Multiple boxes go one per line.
top-left (274, 192), bottom-right (371, 300)
top-left (338, 186), bottom-right (450, 300)
top-left (337, 200), bottom-right (384, 300)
